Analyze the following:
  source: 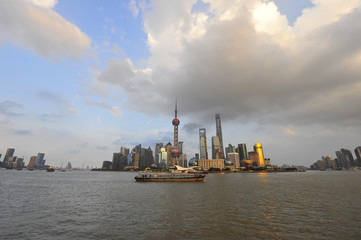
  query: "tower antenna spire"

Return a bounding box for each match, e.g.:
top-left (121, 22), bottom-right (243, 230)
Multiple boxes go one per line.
top-left (175, 96), bottom-right (178, 118)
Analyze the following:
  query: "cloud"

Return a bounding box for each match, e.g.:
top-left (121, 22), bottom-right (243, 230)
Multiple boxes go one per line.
top-left (0, 0), bottom-right (91, 60)
top-left (97, 146), bottom-right (108, 150)
top-left (129, 0), bottom-right (139, 18)
top-left (14, 130), bottom-right (33, 135)
top-left (83, 97), bottom-right (123, 118)
top-left (283, 127), bottom-right (296, 136)
top-left (0, 100), bottom-right (23, 117)
top-left (91, 0), bottom-right (361, 130)
top-left (36, 91), bottom-right (79, 118)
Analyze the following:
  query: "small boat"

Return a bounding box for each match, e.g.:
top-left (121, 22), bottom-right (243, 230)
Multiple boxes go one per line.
top-left (47, 167), bottom-right (55, 172)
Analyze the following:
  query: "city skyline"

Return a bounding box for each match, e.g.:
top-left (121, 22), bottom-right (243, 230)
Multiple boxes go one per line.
top-left (1, 0), bottom-right (361, 168)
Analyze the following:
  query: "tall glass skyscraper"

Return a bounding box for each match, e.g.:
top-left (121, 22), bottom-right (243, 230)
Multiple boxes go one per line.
top-left (237, 143), bottom-right (249, 161)
top-left (199, 128), bottom-right (208, 159)
top-left (215, 114), bottom-right (224, 158)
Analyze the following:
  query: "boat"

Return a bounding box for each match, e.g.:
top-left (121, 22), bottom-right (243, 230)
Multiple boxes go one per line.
top-left (135, 172), bottom-right (205, 182)
top-left (135, 165), bottom-right (205, 182)
top-left (46, 167), bottom-right (55, 172)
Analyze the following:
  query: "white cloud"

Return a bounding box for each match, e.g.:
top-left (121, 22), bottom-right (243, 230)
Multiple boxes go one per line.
top-left (0, 0), bottom-right (91, 60)
top-left (88, 0), bottom-right (361, 165)
top-left (92, 0), bottom-right (361, 128)
top-left (82, 97), bottom-right (123, 119)
top-left (31, 0), bottom-right (58, 8)
top-left (129, 0), bottom-right (139, 18)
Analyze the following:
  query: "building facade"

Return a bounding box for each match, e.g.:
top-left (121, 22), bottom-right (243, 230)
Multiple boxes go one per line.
top-left (215, 114), bottom-right (224, 158)
top-left (253, 143), bottom-right (265, 168)
top-left (199, 128), bottom-right (208, 159)
top-left (198, 159), bottom-right (225, 170)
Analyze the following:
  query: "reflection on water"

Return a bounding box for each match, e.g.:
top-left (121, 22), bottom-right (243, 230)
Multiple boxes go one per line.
top-left (1, 170), bottom-right (361, 239)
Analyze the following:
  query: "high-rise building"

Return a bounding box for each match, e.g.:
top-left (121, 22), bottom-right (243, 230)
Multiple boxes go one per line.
top-left (178, 141), bottom-right (185, 167)
top-left (154, 143), bottom-right (163, 166)
top-left (132, 145), bottom-right (142, 169)
top-left (3, 148), bottom-right (15, 167)
top-left (27, 156), bottom-right (36, 169)
top-left (120, 147), bottom-right (130, 158)
top-left (159, 147), bottom-right (168, 168)
top-left (335, 151), bottom-right (344, 168)
top-left (228, 152), bottom-right (240, 168)
top-left (237, 144), bottom-right (249, 161)
top-left (212, 136), bottom-right (222, 159)
top-left (248, 151), bottom-right (260, 167)
top-left (34, 153), bottom-right (45, 169)
top-left (15, 158), bottom-right (24, 169)
top-left (253, 143), bottom-right (265, 168)
top-left (215, 114), bottom-right (224, 158)
top-left (66, 162), bottom-right (72, 169)
top-left (325, 155), bottom-right (336, 169)
top-left (171, 100), bottom-right (180, 166)
top-left (355, 146), bottom-right (361, 167)
top-left (225, 144), bottom-right (236, 159)
top-left (165, 142), bottom-right (173, 168)
top-left (340, 148), bottom-right (355, 167)
top-left (199, 128), bottom-right (208, 159)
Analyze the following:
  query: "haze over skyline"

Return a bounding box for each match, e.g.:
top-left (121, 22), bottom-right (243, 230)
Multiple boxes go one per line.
top-left (1, 0), bottom-right (361, 167)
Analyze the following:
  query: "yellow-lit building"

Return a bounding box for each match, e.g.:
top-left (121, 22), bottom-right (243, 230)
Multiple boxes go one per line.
top-left (254, 143), bottom-right (265, 168)
top-left (198, 159), bottom-right (225, 170)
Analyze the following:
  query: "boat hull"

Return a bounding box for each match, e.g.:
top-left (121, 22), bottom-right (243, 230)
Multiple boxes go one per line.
top-left (135, 177), bottom-right (205, 182)
top-left (135, 173), bottom-right (205, 182)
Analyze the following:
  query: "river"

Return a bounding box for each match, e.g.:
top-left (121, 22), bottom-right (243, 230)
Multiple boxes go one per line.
top-left (1, 170), bottom-right (360, 239)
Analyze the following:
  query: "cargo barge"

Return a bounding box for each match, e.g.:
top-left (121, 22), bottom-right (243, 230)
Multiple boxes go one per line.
top-left (135, 172), bottom-right (205, 182)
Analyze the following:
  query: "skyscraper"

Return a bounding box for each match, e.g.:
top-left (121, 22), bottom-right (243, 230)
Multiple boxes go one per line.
top-left (199, 128), bottom-right (208, 159)
top-left (335, 151), bottom-right (344, 168)
top-left (159, 147), bottom-right (168, 168)
top-left (178, 141), bottom-right (185, 167)
top-left (215, 114), bottom-right (224, 158)
top-left (212, 136), bottom-right (221, 159)
top-left (34, 153), bottom-right (45, 169)
top-left (171, 100), bottom-right (180, 166)
top-left (237, 143), bottom-right (249, 161)
top-left (154, 143), bottom-right (163, 166)
top-left (3, 148), bottom-right (15, 167)
top-left (253, 143), bottom-right (265, 168)
top-left (225, 144), bottom-right (236, 159)
top-left (27, 156), bottom-right (36, 169)
top-left (228, 152), bottom-right (240, 168)
top-left (355, 146), bottom-right (361, 167)
top-left (340, 148), bottom-right (355, 167)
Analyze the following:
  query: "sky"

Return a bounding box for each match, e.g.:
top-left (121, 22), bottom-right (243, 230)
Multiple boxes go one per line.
top-left (1, 0), bottom-right (361, 168)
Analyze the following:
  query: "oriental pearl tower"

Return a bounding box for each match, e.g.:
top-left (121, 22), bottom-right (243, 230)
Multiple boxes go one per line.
top-left (171, 99), bottom-right (180, 166)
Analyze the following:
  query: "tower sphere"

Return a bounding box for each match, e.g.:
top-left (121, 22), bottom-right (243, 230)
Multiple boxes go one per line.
top-left (172, 118), bottom-right (180, 126)
top-left (171, 149), bottom-right (180, 157)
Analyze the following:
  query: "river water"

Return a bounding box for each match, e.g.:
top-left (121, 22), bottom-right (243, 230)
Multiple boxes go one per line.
top-left (1, 170), bottom-right (360, 240)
